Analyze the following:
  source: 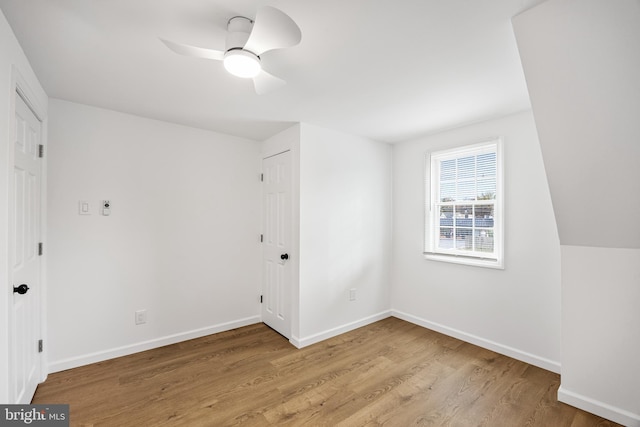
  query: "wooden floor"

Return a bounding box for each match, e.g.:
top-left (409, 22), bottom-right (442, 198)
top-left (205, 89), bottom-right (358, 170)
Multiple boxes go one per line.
top-left (33, 318), bottom-right (620, 426)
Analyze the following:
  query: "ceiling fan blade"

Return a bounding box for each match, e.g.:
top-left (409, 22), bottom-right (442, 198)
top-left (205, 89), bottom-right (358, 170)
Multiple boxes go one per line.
top-left (160, 38), bottom-right (224, 61)
top-left (243, 6), bottom-right (301, 56)
top-left (253, 69), bottom-right (286, 95)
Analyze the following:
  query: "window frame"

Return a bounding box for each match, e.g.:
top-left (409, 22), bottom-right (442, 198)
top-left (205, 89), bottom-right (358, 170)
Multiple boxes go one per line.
top-left (424, 138), bottom-right (504, 269)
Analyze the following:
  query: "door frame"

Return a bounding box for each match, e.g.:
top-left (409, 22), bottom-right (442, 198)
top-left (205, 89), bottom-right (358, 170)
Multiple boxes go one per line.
top-left (261, 150), bottom-right (293, 338)
top-left (5, 65), bottom-right (48, 402)
top-left (261, 127), bottom-right (300, 345)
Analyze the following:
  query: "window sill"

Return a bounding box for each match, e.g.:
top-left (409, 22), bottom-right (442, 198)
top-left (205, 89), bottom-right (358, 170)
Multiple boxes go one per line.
top-left (424, 252), bottom-right (504, 270)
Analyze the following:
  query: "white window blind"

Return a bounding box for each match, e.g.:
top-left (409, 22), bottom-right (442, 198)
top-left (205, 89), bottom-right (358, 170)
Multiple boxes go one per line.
top-left (425, 139), bottom-right (503, 268)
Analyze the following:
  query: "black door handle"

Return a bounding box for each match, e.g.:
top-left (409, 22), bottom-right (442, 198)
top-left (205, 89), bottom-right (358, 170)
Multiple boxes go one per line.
top-left (13, 284), bottom-right (29, 295)
top-left (280, 253), bottom-right (289, 260)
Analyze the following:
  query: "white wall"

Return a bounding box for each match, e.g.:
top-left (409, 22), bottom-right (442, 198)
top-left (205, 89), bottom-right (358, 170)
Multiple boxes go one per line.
top-left (392, 111), bottom-right (561, 372)
top-left (559, 246), bottom-right (640, 426)
top-left (47, 99), bottom-right (261, 371)
top-left (0, 9), bottom-right (48, 403)
top-left (514, 1), bottom-right (640, 424)
top-left (296, 123), bottom-right (392, 345)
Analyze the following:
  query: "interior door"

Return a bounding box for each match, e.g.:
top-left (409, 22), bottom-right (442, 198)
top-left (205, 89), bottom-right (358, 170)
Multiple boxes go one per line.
top-left (262, 151), bottom-right (292, 339)
top-left (10, 92), bottom-right (42, 403)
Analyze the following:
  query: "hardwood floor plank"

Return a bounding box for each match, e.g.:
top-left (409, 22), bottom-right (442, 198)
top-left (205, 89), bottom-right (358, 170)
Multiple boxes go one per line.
top-left (32, 318), bottom-right (622, 426)
top-left (336, 360), bottom-right (450, 426)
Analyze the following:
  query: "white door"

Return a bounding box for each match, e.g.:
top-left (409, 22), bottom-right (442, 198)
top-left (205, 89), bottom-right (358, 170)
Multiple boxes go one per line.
top-left (10, 92), bottom-right (42, 403)
top-left (262, 151), bottom-right (292, 338)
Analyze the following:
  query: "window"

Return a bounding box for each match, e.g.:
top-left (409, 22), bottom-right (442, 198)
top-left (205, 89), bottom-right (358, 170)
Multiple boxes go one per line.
top-left (425, 139), bottom-right (503, 268)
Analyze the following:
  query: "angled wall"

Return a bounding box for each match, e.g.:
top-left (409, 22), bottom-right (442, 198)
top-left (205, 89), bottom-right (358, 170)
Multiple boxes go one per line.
top-left (514, 0), bottom-right (640, 249)
top-left (514, 1), bottom-right (640, 425)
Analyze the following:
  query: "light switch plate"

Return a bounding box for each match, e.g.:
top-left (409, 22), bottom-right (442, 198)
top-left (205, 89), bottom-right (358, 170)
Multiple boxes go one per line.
top-left (79, 200), bottom-right (91, 215)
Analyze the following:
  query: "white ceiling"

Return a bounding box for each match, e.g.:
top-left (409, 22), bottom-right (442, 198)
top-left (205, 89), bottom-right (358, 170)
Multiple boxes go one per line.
top-left (0, 0), bottom-right (544, 142)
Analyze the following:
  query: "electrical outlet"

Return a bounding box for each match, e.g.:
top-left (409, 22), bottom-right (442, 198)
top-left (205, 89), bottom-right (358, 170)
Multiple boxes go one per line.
top-left (349, 288), bottom-right (357, 301)
top-left (135, 309), bottom-right (147, 325)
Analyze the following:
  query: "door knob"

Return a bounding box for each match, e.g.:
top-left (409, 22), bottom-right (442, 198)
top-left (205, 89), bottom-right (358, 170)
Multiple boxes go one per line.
top-left (13, 284), bottom-right (29, 295)
top-left (280, 253), bottom-right (289, 260)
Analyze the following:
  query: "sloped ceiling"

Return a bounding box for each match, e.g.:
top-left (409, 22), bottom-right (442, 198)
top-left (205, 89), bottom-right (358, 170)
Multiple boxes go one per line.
top-left (0, 0), bottom-right (544, 142)
top-left (514, 0), bottom-right (640, 248)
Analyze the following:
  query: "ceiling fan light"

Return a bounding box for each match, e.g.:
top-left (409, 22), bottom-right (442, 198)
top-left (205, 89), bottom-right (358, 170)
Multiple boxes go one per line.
top-left (223, 50), bottom-right (261, 78)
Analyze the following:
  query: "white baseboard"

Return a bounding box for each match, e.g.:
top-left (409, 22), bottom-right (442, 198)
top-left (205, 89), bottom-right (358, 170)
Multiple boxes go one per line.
top-left (48, 316), bottom-right (261, 373)
top-left (391, 310), bottom-right (561, 374)
top-left (558, 386), bottom-right (640, 427)
top-left (290, 310), bottom-right (391, 348)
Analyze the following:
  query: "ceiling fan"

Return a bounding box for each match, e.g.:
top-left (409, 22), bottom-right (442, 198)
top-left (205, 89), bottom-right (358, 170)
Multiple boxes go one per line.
top-left (161, 6), bottom-right (301, 94)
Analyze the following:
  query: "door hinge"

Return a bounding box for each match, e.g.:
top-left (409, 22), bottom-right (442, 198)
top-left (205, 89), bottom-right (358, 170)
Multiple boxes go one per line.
top-left (260, 295), bottom-right (263, 303)
top-left (38, 339), bottom-right (43, 353)
top-left (38, 242), bottom-right (43, 256)
top-left (38, 144), bottom-right (44, 158)
top-left (260, 173), bottom-right (264, 182)
top-left (260, 234), bottom-right (263, 243)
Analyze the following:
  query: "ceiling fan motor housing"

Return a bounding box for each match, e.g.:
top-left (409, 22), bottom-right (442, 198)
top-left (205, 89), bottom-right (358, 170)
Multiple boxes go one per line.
top-left (161, 6), bottom-right (300, 93)
top-left (226, 16), bottom-right (254, 52)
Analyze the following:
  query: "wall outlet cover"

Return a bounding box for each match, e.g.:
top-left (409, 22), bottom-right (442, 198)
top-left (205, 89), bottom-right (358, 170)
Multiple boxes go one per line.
top-left (135, 310), bottom-right (147, 325)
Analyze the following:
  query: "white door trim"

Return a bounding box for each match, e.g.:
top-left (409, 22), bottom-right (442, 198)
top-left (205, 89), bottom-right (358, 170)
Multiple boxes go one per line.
top-left (6, 65), bottom-right (48, 403)
top-left (261, 125), bottom-right (300, 345)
